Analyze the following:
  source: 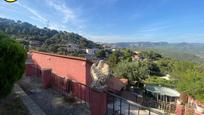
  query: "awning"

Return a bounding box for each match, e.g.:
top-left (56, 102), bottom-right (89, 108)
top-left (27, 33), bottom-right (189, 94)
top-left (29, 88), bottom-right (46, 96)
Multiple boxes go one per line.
top-left (145, 84), bottom-right (180, 97)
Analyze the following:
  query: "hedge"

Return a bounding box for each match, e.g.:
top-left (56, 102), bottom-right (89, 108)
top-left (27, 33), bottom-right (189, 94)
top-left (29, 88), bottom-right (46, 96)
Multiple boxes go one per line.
top-left (0, 33), bottom-right (26, 98)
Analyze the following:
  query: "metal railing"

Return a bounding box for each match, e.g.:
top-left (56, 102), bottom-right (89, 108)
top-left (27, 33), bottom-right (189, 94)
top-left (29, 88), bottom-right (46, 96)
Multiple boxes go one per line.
top-left (29, 65), bottom-right (168, 115)
top-left (106, 91), bottom-right (167, 115)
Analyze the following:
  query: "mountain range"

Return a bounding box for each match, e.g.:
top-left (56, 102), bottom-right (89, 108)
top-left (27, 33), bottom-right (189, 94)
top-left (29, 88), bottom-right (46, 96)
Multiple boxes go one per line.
top-left (1, 17), bottom-right (204, 62)
top-left (108, 42), bottom-right (204, 63)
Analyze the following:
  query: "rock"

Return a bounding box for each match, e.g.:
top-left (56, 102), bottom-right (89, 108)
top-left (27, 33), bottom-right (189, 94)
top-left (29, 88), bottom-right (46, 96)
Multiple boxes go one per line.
top-left (90, 60), bottom-right (111, 90)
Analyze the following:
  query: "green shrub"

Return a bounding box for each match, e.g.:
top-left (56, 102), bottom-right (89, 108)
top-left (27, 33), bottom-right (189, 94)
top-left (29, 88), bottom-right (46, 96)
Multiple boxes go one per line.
top-left (114, 60), bottom-right (149, 85)
top-left (145, 77), bottom-right (176, 88)
top-left (0, 33), bottom-right (26, 99)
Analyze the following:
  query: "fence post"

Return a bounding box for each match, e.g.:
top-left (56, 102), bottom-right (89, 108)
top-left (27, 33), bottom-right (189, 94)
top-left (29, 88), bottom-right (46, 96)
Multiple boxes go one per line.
top-left (25, 63), bottom-right (34, 76)
top-left (175, 104), bottom-right (184, 115)
top-left (41, 68), bottom-right (52, 89)
top-left (128, 104), bottom-right (130, 115)
top-left (90, 90), bottom-right (107, 115)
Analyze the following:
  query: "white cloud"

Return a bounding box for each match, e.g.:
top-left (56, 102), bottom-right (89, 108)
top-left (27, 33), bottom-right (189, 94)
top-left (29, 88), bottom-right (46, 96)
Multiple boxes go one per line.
top-left (16, 2), bottom-right (47, 23)
top-left (45, 0), bottom-right (86, 32)
top-left (86, 34), bottom-right (130, 43)
top-left (138, 25), bottom-right (170, 33)
top-left (86, 34), bottom-right (143, 43)
top-left (136, 21), bottom-right (171, 33)
top-left (46, 0), bottom-right (75, 23)
top-left (49, 23), bottom-right (68, 31)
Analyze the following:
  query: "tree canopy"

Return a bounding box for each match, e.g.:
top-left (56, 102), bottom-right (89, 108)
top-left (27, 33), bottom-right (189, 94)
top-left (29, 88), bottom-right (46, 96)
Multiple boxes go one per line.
top-left (107, 51), bottom-right (120, 68)
top-left (0, 33), bottom-right (26, 98)
top-left (114, 61), bottom-right (149, 86)
top-left (140, 50), bottom-right (162, 61)
top-left (0, 17), bottom-right (101, 57)
top-left (107, 48), bottom-right (204, 102)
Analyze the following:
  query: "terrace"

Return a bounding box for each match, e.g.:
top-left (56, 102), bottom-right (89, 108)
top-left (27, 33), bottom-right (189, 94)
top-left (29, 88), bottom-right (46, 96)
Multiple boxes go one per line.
top-left (22, 51), bottom-right (169, 115)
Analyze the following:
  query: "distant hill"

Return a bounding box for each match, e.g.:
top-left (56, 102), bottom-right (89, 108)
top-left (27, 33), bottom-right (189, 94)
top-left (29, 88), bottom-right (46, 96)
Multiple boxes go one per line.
top-left (0, 17), bottom-right (101, 56)
top-left (109, 42), bottom-right (204, 63)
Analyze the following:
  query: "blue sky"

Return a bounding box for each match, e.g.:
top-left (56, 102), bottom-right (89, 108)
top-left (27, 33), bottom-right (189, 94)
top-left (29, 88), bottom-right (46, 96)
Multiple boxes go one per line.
top-left (0, 0), bottom-right (204, 43)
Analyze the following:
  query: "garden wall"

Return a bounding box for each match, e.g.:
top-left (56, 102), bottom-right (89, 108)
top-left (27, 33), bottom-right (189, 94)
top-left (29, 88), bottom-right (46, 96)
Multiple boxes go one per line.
top-left (25, 51), bottom-right (107, 115)
top-left (27, 51), bottom-right (93, 85)
top-left (175, 95), bottom-right (204, 115)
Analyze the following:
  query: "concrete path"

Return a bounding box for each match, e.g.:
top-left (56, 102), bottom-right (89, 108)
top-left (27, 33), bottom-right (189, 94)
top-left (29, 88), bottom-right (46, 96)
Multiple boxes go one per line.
top-left (18, 76), bottom-right (90, 115)
top-left (14, 84), bottom-right (46, 115)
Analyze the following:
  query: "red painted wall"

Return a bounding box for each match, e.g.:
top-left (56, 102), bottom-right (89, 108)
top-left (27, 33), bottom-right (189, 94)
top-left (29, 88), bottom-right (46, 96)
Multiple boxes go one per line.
top-left (90, 90), bottom-right (107, 115)
top-left (72, 82), bottom-right (107, 115)
top-left (30, 51), bottom-right (93, 85)
top-left (27, 51), bottom-right (108, 115)
top-left (176, 104), bottom-right (184, 115)
top-left (25, 64), bottom-right (33, 76)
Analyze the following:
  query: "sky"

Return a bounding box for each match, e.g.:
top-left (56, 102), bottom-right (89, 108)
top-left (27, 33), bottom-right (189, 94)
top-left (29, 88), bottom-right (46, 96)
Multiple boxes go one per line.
top-left (0, 0), bottom-right (204, 43)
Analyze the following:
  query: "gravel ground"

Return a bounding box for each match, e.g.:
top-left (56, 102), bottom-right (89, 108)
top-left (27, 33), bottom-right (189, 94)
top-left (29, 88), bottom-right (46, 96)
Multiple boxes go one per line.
top-left (18, 76), bottom-right (90, 115)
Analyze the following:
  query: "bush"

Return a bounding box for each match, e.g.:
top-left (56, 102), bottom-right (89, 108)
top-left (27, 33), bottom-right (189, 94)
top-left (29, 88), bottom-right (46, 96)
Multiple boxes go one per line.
top-left (170, 60), bottom-right (204, 102)
top-left (114, 61), bottom-right (149, 86)
top-left (0, 33), bottom-right (26, 99)
top-left (145, 77), bottom-right (175, 88)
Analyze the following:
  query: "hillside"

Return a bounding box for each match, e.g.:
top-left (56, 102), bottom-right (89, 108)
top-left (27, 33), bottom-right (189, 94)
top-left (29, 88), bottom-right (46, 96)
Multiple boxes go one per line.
top-left (109, 42), bottom-right (204, 63)
top-left (0, 17), bottom-right (101, 56)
